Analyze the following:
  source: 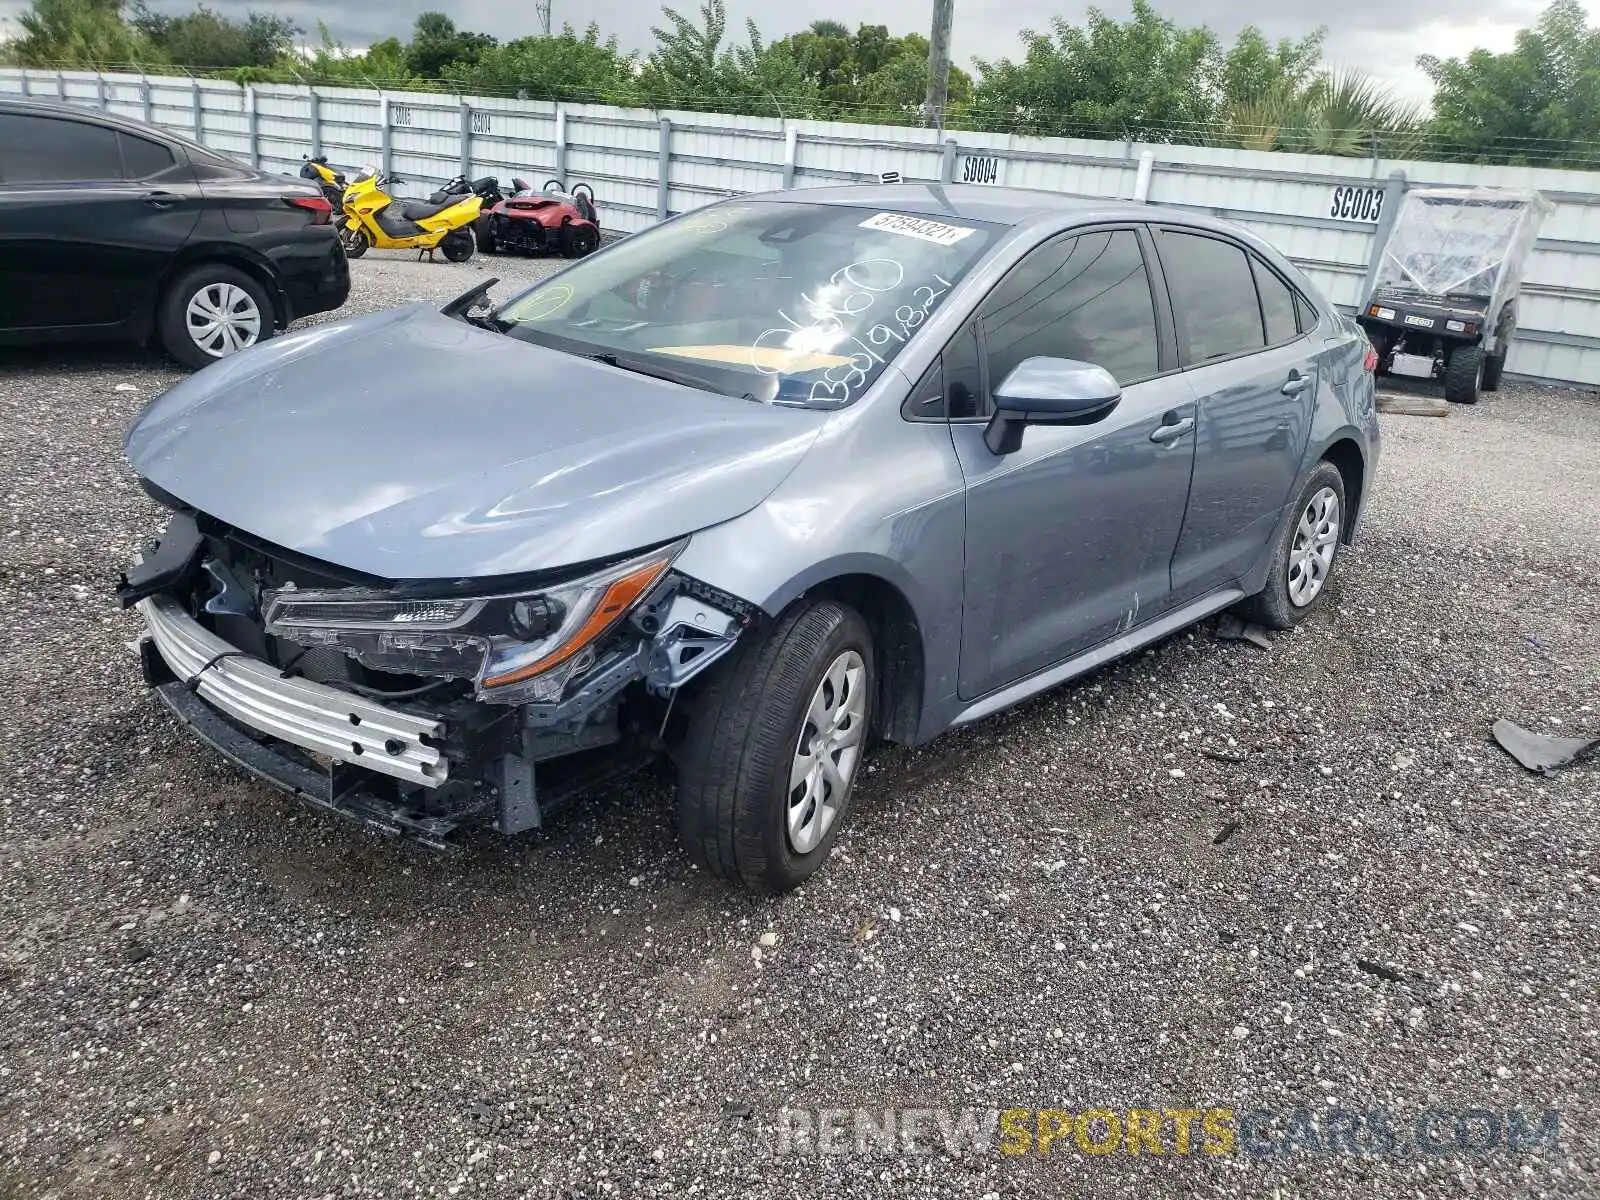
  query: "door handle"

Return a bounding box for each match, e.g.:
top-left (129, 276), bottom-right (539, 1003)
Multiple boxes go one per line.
top-left (1282, 370), bottom-right (1311, 397)
top-left (1150, 416), bottom-right (1195, 444)
top-left (144, 191), bottom-right (183, 208)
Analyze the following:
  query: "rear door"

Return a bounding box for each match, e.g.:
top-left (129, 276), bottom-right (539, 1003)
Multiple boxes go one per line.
top-left (951, 226), bottom-right (1197, 700)
top-left (0, 113), bottom-right (201, 332)
top-left (1154, 228), bottom-right (1319, 600)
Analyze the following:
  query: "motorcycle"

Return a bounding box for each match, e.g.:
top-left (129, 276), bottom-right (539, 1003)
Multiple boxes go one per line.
top-left (431, 174), bottom-right (601, 259)
top-left (338, 170), bottom-right (481, 262)
top-left (299, 155), bottom-right (351, 232)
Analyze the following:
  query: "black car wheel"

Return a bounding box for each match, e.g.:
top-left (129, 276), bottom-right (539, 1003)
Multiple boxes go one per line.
top-left (561, 224), bottom-right (599, 259)
top-left (1444, 345), bottom-right (1484, 404)
top-left (441, 229), bottom-right (475, 263)
top-left (674, 600), bottom-right (874, 894)
top-left (1482, 351), bottom-right (1506, 393)
top-left (158, 265), bottom-right (273, 370)
top-left (1235, 461), bottom-right (1347, 632)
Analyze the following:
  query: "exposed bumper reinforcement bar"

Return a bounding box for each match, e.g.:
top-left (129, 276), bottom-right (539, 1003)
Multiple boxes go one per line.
top-left (136, 593), bottom-right (448, 788)
top-left (151, 681), bottom-right (465, 850)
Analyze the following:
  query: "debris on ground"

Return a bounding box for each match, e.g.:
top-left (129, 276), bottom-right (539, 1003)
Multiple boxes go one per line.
top-left (1492, 718), bottom-right (1599, 776)
top-left (1215, 614), bottom-right (1274, 650)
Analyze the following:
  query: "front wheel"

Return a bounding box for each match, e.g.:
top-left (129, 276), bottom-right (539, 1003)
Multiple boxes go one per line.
top-left (340, 225), bottom-right (369, 259)
top-left (1235, 461), bottom-right (1347, 631)
top-left (674, 601), bottom-right (874, 893)
top-left (441, 229), bottom-right (475, 262)
top-left (1444, 345), bottom-right (1483, 404)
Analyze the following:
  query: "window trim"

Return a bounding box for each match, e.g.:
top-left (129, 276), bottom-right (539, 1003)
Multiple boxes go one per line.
top-left (1250, 252), bottom-right (1306, 351)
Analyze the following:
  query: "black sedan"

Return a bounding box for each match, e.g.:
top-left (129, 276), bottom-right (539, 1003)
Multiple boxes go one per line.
top-left (0, 99), bottom-right (350, 367)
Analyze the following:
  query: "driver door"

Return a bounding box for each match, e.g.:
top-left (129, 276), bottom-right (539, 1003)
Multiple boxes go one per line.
top-left (948, 226), bottom-right (1197, 701)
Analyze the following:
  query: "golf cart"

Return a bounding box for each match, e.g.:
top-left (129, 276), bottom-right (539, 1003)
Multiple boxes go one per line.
top-left (1357, 186), bottom-right (1551, 405)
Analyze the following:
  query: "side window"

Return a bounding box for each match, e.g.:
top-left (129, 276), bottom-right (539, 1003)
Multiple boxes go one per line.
top-left (1253, 256), bottom-right (1300, 346)
top-left (979, 229), bottom-right (1160, 393)
top-left (902, 357), bottom-right (945, 421)
top-left (0, 114), bottom-right (124, 183)
top-left (944, 323), bottom-right (984, 421)
top-left (1294, 291), bottom-right (1320, 334)
top-left (119, 132), bottom-right (178, 180)
top-left (1159, 231), bottom-right (1266, 363)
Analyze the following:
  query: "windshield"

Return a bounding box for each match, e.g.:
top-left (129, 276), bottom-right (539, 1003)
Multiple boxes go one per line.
top-left (493, 201), bottom-right (999, 408)
top-left (1376, 195), bottom-right (1527, 299)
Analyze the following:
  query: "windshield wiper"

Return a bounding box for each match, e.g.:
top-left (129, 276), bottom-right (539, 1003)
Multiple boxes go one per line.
top-left (582, 350), bottom-right (765, 399)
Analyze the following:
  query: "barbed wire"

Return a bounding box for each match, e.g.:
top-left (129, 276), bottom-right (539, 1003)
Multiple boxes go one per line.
top-left (10, 57), bottom-right (1600, 168)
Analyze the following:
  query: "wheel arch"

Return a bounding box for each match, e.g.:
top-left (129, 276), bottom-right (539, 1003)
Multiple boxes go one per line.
top-left (1318, 436), bottom-right (1366, 545)
top-left (156, 244), bottom-right (290, 331)
top-left (749, 562), bottom-right (931, 748)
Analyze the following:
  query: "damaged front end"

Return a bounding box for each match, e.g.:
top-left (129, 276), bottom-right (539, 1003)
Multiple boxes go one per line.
top-left (119, 507), bottom-right (758, 848)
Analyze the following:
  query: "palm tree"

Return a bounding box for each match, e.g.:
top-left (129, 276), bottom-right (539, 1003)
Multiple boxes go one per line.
top-left (1220, 68), bottom-right (1424, 158)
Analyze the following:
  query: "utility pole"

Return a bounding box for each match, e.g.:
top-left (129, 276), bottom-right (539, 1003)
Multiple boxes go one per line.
top-left (535, 0), bottom-right (552, 37)
top-left (924, 0), bottom-right (953, 131)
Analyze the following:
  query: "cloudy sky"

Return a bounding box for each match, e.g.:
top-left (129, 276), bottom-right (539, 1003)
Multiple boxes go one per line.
top-left (0, 0), bottom-right (1580, 105)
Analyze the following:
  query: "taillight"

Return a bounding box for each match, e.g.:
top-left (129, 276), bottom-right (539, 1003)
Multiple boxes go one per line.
top-left (286, 194), bottom-right (333, 225)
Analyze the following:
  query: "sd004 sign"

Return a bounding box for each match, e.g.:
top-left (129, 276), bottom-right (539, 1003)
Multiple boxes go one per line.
top-left (1330, 185), bottom-right (1384, 222)
top-left (958, 154), bottom-right (1003, 185)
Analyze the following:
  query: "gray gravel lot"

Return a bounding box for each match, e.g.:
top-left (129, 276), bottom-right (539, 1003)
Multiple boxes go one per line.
top-left (2, 254), bottom-right (1597, 1200)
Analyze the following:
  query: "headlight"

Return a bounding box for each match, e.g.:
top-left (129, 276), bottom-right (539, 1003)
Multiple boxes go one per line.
top-left (262, 540), bottom-right (685, 703)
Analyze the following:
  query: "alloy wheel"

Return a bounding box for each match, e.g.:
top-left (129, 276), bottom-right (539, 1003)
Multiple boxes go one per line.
top-left (787, 649), bottom-right (867, 855)
top-left (185, 282), bottom-right (262, 358)
top-left (1288, 486), bottom-right (1341, 607)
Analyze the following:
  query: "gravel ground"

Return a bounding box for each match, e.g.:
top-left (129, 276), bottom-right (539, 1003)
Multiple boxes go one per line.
top-left (2, 255), bottom-right (1597, 1200)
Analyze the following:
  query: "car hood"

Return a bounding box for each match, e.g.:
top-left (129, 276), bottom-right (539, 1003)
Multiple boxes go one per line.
top-left (125, 306), bottom-right (826, 579)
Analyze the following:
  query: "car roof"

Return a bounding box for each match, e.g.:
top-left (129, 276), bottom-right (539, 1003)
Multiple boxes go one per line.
top-left (745, 182), bottom-right (1200, 228)
top-left (0, 96), bottom-right (152, 130)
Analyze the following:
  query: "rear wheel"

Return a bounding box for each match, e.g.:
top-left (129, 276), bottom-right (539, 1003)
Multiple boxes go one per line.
top-left (674, 601), bottom-right (874, 893)
top-left (441, 229), bottom-right (475, 263)
top-left (561, 223), bottom-right (599, 258)
top-left (158, 264), bottom-right (273, 369)
top-left (1235, 461), bottom-right (1347, 631)
top-left (1482, 350), bottom-right (1506, 392)
top-left (1444, 345), bottom-right (1483, 404)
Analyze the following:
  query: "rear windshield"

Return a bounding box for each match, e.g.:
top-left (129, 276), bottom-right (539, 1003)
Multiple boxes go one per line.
top-left (493, 201), bottom-right (999, 408)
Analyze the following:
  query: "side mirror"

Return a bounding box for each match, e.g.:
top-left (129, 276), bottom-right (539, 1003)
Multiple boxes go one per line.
top-left (984, 357), bottom-right (1123, 454)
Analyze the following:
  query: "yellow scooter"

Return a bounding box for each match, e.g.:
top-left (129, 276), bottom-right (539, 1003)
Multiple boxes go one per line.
top-left (339, 171), bottom-right (481, 262)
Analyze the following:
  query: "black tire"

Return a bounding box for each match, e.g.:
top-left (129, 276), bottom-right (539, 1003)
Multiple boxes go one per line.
top-left (1482, 351), bottom-right (1505, 393)
top-left (1235, 461), bottom-right (1348, 632)
top-left (441, 229), bottom-right (475, 263)
top-left (474, 216), bottom-right (497, 255)
top-left (341, 226), bottom-right (369, 259)
top-left (1444, 345), bottom-right (1483, 404)
top-left (674, 601), bottom-right (875, 894)
top-left (157, 264), bottom-right (274, 370)
top-left (561, 223), bottom-right (599, 259)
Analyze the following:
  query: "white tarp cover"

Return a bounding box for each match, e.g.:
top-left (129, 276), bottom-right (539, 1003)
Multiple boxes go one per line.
top-left (1374, 187), bottom-right (1553, 316)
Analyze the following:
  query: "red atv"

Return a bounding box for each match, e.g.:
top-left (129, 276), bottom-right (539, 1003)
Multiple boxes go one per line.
top-left (428, 176), bottom-right (602, 259)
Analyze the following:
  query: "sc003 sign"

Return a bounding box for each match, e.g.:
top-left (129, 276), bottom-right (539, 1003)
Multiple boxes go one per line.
top-left (1330, 185), bottom-right (1384, 222)
top-left (958, 154), bottom-right (1002, 185)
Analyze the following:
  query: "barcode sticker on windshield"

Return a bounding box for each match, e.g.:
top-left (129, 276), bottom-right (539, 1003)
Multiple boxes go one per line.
top-left (859, 212), bottom-right (977, 246)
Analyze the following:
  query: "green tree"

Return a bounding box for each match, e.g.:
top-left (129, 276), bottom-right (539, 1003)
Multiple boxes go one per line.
top-left (404, 11), bottom-right (497, 79)
top-left (445, 24), bottom-right (638, 104)
top-left (1419, 0), bottom-right (1600, 164)
top-left (1218, 25), bottom-right (1324, 110)
top-left (638, 0), bottom-right (819, 117)
top-left (12, 0), bottom-right (148, 66)
top-left (130, 2), bottom-right (298, 69)
top-left (768, 22), bottom-right (970, 122)
top-left (970, 0), bottom-right (1220, 139)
